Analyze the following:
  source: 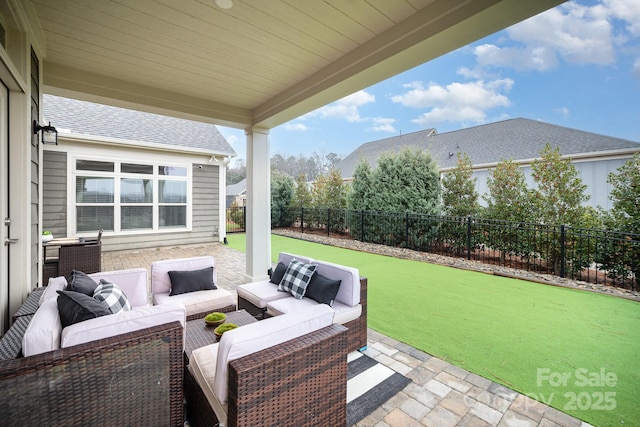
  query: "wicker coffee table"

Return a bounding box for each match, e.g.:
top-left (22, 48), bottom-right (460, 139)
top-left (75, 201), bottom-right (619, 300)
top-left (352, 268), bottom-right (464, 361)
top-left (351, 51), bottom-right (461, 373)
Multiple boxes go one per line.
top-left (184, 309), bottom-right (257, 363)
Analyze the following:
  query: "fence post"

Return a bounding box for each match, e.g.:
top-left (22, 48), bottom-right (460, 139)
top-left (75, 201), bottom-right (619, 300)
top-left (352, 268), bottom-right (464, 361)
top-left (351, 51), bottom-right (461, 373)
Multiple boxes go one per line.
top-left (405, 212), bottom-right (409, 248)
top-left (243, 206), bottom-right (246, 233)
top-left (301, 208), bottom-right (305, 234)
top-left (327, 208), bottom-right (331, 236)
top-left (560, 224), bottom-right (566, 278)
top-left (467, 216), bottom-right (472, 260)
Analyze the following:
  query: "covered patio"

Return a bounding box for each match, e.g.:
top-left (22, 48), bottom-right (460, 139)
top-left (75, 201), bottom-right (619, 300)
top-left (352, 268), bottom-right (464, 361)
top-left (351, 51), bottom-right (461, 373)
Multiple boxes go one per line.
top-left (101, 240), bottom-right (588, 427)
top-left (0, 0), bottom-right (566, 329)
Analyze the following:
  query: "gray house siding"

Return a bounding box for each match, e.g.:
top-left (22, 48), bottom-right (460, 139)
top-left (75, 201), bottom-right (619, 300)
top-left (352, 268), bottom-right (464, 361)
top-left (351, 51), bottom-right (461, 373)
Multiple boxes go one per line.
top-left (471, 157), bottom-right (628, 211)
top-left (43, 151), bottom-right (68, 239)
top-left (192, 164), bottom-right (220, 236)
top-left (42, 154), bottom-right (223, 253)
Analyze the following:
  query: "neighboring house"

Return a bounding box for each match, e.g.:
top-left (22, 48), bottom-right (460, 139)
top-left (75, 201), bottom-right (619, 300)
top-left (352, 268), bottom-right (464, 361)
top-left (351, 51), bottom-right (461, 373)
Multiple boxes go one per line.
top-left (42, 95), bottom-right (236, 252)
top-left (336, 118), bottom-right (640, 211)
top-left (226, 179), bottom-right (247, 208)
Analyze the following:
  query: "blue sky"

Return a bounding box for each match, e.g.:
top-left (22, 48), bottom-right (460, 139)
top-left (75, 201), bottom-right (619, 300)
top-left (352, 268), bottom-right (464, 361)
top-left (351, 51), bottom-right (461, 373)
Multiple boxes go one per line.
top-left (220, 0), bottom-right (640, 165)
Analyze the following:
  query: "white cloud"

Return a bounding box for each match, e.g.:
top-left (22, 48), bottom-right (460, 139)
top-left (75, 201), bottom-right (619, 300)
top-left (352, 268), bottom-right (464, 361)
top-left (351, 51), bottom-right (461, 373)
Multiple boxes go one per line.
top-left (367, 117), bottom-right (396, 133)
top-left (283, 122), bottom-right (309, 131)
top-left (391, 79), bottom-right (513, 127)
top-left (634, 57), bottom-right (640, 78)
top-left (475, 1), bottom-right (623, 71)
top-left (604, 0), bottom-right (640, 36)
top-left (554, 107), bottom-right (571, 118)
top-left (307, 90), bottom-right (375, 122)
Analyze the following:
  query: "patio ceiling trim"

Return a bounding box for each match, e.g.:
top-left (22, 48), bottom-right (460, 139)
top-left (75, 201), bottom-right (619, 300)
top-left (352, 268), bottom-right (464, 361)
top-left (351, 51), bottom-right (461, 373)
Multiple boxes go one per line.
top-left (43, 63), bottom-right (253, 128)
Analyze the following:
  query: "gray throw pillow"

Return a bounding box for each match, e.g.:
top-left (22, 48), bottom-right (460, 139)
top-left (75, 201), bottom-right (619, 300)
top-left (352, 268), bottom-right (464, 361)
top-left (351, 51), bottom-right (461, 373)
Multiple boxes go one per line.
top-left (66, 270), bottom-right (99, 296)
top-left (57, 290), bottom-right (111, 328)
top-left (168, 266), bottom-right (216, 296)
top-left (305, 273), bottom-right (341, 306)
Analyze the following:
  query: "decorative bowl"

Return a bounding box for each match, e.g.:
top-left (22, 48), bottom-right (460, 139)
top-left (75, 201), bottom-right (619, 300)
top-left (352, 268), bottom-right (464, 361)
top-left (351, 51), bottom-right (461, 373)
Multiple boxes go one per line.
top-left (42, 234), bottom-right (53, 243)
top-left (214, 323), bottom-right (238, 339)
top-left (204, 312), bottom-right (227, 327)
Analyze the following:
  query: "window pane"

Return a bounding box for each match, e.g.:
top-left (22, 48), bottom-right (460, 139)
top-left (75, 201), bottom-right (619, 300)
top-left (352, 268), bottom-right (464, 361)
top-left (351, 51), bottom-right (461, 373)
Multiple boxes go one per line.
top-left (159, 166), bottom-right (187, 176)
top-left (121, 178), bottom-right (153, 203)
top-left (77, 206), bottom-right (114, 232)
top-left (159, 180), bottom-right (186, 203)
top-left (76, 160), bottom-right (114, 172)
top-left (159, 206), bottom-right (186, 228)
top-left (122, 163), bottom-right (153, 174)
top-left (76, 177), bottom-right (114, 203)
top-left (121, 206), bottom-right (153, 230)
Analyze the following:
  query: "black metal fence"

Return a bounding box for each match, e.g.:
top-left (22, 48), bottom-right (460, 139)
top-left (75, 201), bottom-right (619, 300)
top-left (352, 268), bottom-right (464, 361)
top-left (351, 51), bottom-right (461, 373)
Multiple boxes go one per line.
top-left (226, 206), bottom-right (246, 233)
top-left (227, 206), bottom-right (640, 290)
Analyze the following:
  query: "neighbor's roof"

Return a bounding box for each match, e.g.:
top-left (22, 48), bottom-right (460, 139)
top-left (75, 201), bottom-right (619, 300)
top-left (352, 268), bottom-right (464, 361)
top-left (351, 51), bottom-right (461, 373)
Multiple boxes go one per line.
top-left (336, 118), bottom-right (640, 179)
top-left (226, 179), bottom-right (246, 196)
top-left (43, 94), bottom-right (236, 156)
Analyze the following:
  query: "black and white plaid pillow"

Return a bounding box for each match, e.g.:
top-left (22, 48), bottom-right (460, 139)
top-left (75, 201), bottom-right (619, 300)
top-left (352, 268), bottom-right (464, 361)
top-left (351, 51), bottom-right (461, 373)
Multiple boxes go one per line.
top-left (278, 259), bottom-right (317, 299)
top-left (93, 279), bottom-right (132, 314)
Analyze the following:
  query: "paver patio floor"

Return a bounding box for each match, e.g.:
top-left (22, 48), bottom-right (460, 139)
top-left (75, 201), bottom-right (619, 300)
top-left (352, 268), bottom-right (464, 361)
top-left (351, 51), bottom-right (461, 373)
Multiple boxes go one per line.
top-left (102, 242), bottom-right (591, 427)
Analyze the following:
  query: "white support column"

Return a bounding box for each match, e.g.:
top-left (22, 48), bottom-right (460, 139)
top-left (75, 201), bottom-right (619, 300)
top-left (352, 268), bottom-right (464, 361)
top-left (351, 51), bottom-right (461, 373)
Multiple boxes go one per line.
top-left (245, 127), bottom-right (271, 282)
top-left (217, 156), bottom-right (231, 243)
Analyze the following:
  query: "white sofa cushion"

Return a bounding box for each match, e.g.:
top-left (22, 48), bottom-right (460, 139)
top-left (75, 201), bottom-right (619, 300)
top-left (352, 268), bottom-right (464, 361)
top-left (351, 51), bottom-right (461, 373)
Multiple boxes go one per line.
top-left (22, 296), bottom-right (62, 356)
top-left (40, 276), bottom-right (67, 305)
top-left (314, 260), bottom-right (360, 307)
top-left (151, 256), bottom-right (217, 296)
top-left (277, 252), bottom-right (313, 267)
top-left (266, 298), bottom-right (362, 325)
top-left (90, 268), bottom-right (148, 308)
top-left (61, 304), bottom-right (186, 348)
top-left (189, 344), bottom-right (228, 426)
top-left (153, 288), bottom-right (235, 317)
top-left (236, 280), bottom-right (289, 308)
top-left (213, 304), bottom-right (334, 406)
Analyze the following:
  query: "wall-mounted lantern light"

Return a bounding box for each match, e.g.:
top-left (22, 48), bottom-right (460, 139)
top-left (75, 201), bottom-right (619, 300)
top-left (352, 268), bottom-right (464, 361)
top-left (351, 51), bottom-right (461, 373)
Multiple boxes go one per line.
top-left (33, 120), bottom-right (58, 145)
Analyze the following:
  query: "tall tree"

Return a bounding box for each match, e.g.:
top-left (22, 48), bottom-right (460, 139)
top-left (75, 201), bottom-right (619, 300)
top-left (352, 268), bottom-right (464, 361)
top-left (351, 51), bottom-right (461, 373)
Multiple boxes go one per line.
top-left (607, 153), bottom-right (640, 233)
top-left (597, 153), bottom-right (640, 288)
top-left (270, 170), bottom-right (295, 227)
top-left (347, 159), bottom-right (373, 211)
top-left (325, 152), bottom-right (342, 170)
top-left (530, 144), bottom-right (589, 226)
top-left (483, 159), bottom-right (532, 223)
top-left (312, 169), bottom-right (347, 209)
top-left (441, 152), bottom-right (479, 217)
top-left (483, 159), bottom-right (535, 262)
top-left (369, 148), bottom-right (441, 215)
top-left (226, 158), bottom-right (246, 185)
top-left (291, 173), bottom-right (312, 208)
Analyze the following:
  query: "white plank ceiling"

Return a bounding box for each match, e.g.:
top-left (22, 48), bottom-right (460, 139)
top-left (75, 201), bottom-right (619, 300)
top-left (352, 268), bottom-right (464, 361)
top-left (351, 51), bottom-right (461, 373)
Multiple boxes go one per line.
top-left (29, 0), bottom-right (565, 129)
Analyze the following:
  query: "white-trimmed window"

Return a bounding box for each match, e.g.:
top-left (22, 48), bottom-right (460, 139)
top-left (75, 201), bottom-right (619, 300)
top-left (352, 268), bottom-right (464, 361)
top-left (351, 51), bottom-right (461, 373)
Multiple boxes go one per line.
top-left (74, 159), bottom-right (189, 233)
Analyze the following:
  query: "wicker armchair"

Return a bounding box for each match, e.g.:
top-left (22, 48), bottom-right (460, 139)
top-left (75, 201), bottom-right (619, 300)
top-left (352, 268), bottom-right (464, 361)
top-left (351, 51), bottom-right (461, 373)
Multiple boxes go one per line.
top-left (185, 324), bottom-right (348, 427)
top-left (0, 321), bottom-right (184, 426)
top-left (57, 242), bottom-right (102, 278)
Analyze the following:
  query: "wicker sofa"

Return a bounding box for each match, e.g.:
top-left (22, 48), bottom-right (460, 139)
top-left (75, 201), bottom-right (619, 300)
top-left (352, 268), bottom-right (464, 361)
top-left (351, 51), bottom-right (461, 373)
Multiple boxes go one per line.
top-left (151, 256), bottom-right (237, 321)
top-left (185, 304), bottom-right (348, 427)
top-left (237, 252), bottom-right (367, 352)
top-left (0, 269), bottom-right (186, 426)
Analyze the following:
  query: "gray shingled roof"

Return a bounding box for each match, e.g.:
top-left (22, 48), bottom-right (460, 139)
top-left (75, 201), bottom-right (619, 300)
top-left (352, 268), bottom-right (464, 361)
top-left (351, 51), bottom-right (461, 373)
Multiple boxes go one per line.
top-left (337, 118), bottom-right (640, 179)
top-left (43, 94), bottom-right (236, 156)
top-left (226, 179), bottom-right (246, 196)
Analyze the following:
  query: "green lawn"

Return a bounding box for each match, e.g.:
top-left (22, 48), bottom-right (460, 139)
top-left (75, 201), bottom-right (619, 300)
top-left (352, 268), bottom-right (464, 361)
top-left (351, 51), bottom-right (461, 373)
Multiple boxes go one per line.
top-left (226, 233), bottom-right (640, 426)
